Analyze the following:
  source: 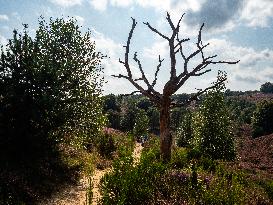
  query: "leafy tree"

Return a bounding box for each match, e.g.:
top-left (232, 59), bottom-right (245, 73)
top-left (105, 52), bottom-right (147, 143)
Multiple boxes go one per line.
top-left (133, 109), bottom-right (149, 138)
top-left (260, 82), bottom-right (273, 93)
top-left (0, 17), bottom-right (105, 202)
top-left (120, 97), bottom-right (138, 131)
top-left (147, 106), bottom-right (160, 134)
top-left (113, 13), bottom-right (238, 161)
top-left (252, 100), bottom-right (273, 137)
top-left (170, 107), bottom-right (185, 131)
top-left (103, 94), bottom-right (120, 112)
top-left (192, 89), bottom-right (235, 161)
top-left (176, 110), bottom-right (193, 147)
top-left (103, 94), bottom-right (121, 129)
top-left (136, 96), bottom-right (153, 111)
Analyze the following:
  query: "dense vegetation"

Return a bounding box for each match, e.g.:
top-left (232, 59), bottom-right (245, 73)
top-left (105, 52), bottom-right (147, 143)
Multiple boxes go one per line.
top-left (1, 16), bottom-right (273, 205)
top-left (0, 17), bottom-right (105, 204)
top-left (260, 82), bottom-right (273, 93)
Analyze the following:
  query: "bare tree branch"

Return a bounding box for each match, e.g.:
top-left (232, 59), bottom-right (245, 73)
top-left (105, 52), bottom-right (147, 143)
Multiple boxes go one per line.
top-left (192, 69), bottom-right (211, 76)
top-left (133, 52), bottom-right (151, 86)
top-left (187, 43), bottom-right (210, 61)
top-left (143, 22), bottom-right (169, 40)
top-left (174, 38), bottom-right (190, 49)
top-left (123, 17), bottom-right (137, 78)
top-left (134, 77), bottom-right (143, 81)
top-left (120, 90), bottom-right (141, 97)
top-left (166, 12), bottom-right (175, 30)
top-left (152, 55), bottom-right (164, 87)
top-left (171, 73), bottom-right (227, 108)
top-left (111, 74), bottom-right (129, 79)
top-left (176, 13), bottom-right (186, 31)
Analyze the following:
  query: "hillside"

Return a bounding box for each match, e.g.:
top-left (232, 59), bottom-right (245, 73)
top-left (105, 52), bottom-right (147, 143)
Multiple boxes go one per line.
top-left (237, 125), bottom-right (273, 179)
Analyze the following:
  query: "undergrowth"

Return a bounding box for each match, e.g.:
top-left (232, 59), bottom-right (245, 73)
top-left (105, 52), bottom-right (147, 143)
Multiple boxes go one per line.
top-left (99, 135), bottom-right (273, 205)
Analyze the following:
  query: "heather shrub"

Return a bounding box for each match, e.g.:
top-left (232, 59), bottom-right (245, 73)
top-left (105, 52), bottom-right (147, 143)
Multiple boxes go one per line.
top-left (99, 150), bottom-right (167, 205)
top-left (97, 132), bottom-right (116, 159)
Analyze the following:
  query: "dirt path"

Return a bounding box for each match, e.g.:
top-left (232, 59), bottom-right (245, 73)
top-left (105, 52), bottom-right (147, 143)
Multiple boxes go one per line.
top-left (41, 177), bottom-right (88, 205)
top-left (91, 168), bottom-right (110, 204)
top-left (42, 142), bottom-right (143, 205)
top-left (133, 142), bottom-right (143, 165)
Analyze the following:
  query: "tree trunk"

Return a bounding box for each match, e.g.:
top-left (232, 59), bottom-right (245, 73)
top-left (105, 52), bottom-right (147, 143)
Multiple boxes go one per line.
top-left (160, 98), bottom-right (172, 162)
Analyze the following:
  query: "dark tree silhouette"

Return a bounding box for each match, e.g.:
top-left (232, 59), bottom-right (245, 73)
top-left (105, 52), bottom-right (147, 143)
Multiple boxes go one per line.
top-left (113, 13), bottom-right (239, 162)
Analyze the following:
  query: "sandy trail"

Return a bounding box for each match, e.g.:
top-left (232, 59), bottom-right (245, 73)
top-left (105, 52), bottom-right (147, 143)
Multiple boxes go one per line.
top-left (41, 177), bottom-right (88, 205)
top-left (91, 167), bottom-right (110, 205)
top-left (42, 142), bottom-right (143, 205)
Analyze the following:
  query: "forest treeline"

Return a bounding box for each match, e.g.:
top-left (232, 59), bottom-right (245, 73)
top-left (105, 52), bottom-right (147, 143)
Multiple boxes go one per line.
top-left (103, 87), bottom-right (273, 139)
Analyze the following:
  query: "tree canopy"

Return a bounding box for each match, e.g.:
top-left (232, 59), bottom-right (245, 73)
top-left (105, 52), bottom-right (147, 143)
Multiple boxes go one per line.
top-left (0, 17), bottom-right (105, 202)
top-left (260, 82), bottom-right (273, 93)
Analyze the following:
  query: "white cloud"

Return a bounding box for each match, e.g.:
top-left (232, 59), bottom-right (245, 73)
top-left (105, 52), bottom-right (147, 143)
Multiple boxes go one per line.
top-left (74, 15), bottom-right (85, 26)
top-left (89, 0), bottom-right (108, 11)
top-left (201, 38), bottom-right (273, 90)
top-left (49, 0), bottom-right (83, 7)
top-left (241, 0), bottom-right (273, 27)
top-left (0, 14), bottom-right (9, 21)
top-left (143, 40), bottom-right (168, 60)
top-left (0, 35), bottom-right (7, 47)
top-left (89, 0), bottom-right (205, 15)
top-left (110, 0), bottom-right (133, 7)
top-left (90, 29), bottom-right (134, 93)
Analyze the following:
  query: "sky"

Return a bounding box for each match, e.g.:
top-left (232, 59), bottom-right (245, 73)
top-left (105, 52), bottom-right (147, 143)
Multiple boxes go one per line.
top-left (1, 0), bottom-right (273, 94)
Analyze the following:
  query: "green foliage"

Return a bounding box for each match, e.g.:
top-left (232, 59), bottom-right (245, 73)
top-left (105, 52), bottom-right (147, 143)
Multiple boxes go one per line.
top-left (252, 100), bottom-right (273, 137)
top-left (100, 148), bottom-right (167, 205)
top-left (227, 98), bottom-right (256, 124)
top-left (262, 180), bottom-right (273, 200)
top-left (120, 98), bottom-right (138, 132)
top-left (147, 106), bottom-right (160, 134)
top-left (133, 109), bottom-right (149, 139)
top-left (0, 17), bottom-right (105, 203)
top-left (99, 135), bottom-right (249, 205)
top-left (192, 90), bottom-right (235, 161)
top-left (97, 132), bottom-right (116, 159)
top-left (260, 82), bottom-right (273, 93)
top-left (170, 147), bottom-right (188, 169)
top-left (136, 96), bottom-right (153, 111)
top-left (176, 110), bottom-right (193, 147)
top-left (170, 107), bottom-right (185, 130)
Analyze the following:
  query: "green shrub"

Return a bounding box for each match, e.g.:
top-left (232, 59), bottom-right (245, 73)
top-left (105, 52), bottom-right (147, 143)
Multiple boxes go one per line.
top-left (99, 150), bottom-right (167, 205)
top-left (252, 100), bottom-right (273, 137)
top-left (192, 90), bottom-right (235, 161)
top-left (176, 111), bottom-right (193, 147)
top-left (261, 180), bottom-right (273, 200)
top-left (170, 147), bottom-right (188, 169)
top-left (97, 133), bottom-right (116, 159)
top-left (133, 109), bottom-right (149, 140)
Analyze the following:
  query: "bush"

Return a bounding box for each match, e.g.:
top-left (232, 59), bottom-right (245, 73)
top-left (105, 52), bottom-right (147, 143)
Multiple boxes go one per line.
top-left (0, 17), bottom-right (105, 203)
top-left (99, 150), bottom-right (167, 205)
top-left (133, 109), bottom-right (149, 140)
top-left (260, 180), bottom-right (273, 200)
top-left (260, 82), bottom-right (273, 93)
top-left (97, 133), bottom-right (116, 159)
top-left (170, 147), bottom-right (188, 169)
top-left (192, 90), bottom-right (235, 161)
top-left (175, 110), bottom-right (193, 147)
top-left (252, 100), bottom-right (273, 137)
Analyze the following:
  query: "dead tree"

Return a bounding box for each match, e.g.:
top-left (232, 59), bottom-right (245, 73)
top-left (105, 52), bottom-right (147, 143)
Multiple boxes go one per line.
top-left (112, 13), bottom-right (239, 162)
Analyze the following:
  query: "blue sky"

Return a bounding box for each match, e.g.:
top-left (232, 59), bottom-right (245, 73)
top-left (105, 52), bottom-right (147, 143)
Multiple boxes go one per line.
top-left (1, 0), bottom-right (273, 94)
